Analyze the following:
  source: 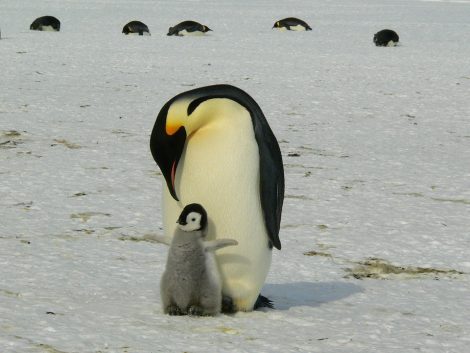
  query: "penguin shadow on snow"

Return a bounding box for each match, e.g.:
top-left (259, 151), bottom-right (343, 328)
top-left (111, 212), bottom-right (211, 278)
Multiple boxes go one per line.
top-left (262, 281), bottom-right (363, 310)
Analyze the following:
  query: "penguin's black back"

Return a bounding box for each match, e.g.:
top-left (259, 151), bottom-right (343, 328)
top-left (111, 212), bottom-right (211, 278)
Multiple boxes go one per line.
top-left (167, 20), bottom-right (210, 36)
top-left (275, 17), bottom-right (312, 30)
top-left (30, 16), bottom-right (60, 31)
top-left (122, 21), bottom-right (150, 35)
top-left (373, 29), bottom-right (399, 46)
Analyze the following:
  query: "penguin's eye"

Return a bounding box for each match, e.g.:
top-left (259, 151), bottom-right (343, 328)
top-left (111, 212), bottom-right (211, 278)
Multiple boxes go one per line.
top-left (191, 218), bottom-right (196, 222)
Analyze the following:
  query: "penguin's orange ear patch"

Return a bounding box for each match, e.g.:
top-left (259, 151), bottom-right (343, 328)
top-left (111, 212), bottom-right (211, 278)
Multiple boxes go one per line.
top-left (165, 100), bottom-right (192, 135)
top-left (166, 121), bottom-right (182, 135)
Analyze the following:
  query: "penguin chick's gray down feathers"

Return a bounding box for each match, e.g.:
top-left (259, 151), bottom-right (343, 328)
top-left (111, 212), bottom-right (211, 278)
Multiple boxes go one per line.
top-left (160, 203), bottom-right (238, 316)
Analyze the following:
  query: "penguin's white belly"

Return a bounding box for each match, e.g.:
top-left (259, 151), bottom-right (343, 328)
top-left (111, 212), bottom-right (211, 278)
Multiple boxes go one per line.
top-left (162, 102), bottom-right (272, 310)
top-left (290, 25), bottom-right (307, 31)
top-left (40, 25), bottom-right (56, 32)
top-left (127, 32), bottom-right (150, 36)
top-left (178, 29), bottom-right (204, 36)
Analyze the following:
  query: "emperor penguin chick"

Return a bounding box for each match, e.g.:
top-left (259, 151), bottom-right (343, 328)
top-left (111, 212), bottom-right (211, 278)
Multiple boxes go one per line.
top-left (160, 203), bottom-right (238, 316)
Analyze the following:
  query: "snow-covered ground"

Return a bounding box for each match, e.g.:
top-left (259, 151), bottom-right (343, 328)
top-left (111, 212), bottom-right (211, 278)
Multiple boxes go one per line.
top-left (1, 0), bottom-right (470, 352)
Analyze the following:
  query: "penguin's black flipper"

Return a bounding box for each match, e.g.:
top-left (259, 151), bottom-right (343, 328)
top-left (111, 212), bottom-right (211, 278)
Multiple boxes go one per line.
top-left (251, 102), bottom-right (284, 251)
top-left (254, 294), bottom-right (274, 310)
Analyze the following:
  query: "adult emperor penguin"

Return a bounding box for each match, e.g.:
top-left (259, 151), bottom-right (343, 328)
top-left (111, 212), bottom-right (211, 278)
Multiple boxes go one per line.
top-left (373, 29), bottom-right (399, 47)
top-left (167, 20), bottom-right (212, 36)
top-left (150, 84), bottom-right (284, 312)
top-left (122, 21), bottom-right (150, 36)
top-left (30, 16), bottom-right (61, 32)
top-left (273, 17), bottom-right (312, 31)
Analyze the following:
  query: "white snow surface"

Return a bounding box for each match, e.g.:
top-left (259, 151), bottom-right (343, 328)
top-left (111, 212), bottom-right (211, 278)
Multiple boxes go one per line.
top-left (1, 0), bottom-right (470, 352)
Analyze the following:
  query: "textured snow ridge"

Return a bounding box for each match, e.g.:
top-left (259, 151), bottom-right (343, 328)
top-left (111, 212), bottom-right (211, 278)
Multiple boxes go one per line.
top-left (1, 0), bottom-right (470, 352)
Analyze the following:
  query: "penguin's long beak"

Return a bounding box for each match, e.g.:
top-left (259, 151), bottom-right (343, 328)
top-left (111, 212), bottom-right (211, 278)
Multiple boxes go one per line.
top-left (150, 113), bottom-right (187, 201)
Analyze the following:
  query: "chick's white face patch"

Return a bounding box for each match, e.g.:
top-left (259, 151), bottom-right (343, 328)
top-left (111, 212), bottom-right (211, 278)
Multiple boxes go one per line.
top-left (178, 211), bottom-right (203, 232)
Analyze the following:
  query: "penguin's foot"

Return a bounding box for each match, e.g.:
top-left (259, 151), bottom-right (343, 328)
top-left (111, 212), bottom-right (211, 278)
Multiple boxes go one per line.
top-left (221, 295), bottom-right (236, 314)
top-left (221, 294), bottom-right (274, 312)
top-left (188, 305), bottom-right (204, 316)
top-left (167, 305), bottom-right (184, 316)
top-left (254, 294), bottom-right (274, 310)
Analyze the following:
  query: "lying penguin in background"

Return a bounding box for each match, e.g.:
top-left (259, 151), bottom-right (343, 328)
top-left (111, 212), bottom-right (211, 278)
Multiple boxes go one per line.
top-left (273, 17), bottom-right (312, 31)
top-left (167, 20), bottom-right (212, 36)
top-left (373, 29), bottom-right (399, 46)
top-left (122, 21), bottom-right (150, 36)
top-left (30, 16), bottom-right (61, 32)
top-left (160, 203), bottom-right (238, 316)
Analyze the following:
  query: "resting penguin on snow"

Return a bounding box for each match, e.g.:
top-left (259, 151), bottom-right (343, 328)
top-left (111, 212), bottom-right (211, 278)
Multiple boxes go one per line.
top-left (150, 84), bottom-right (284, 312)
top-left (167, 20), bottom-right (212, 36)
top-left (373, 29), bottom-right (399, 47)
top-left (160, 203), bottom-right (238, 316)
top-left (273, 17), bottom-right (312, 31)
top-left (122, 21), bottom-right (150, 36)
top-left (30, 16), bottom-right (60, 32)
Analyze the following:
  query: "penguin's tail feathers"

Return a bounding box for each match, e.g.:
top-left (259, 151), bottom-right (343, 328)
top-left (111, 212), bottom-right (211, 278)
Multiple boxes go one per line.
top-left (254, 294), bottom-right (274, 310)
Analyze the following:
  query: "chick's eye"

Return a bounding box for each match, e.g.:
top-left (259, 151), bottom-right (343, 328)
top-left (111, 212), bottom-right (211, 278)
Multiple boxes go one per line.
top-left (191, 218), bottom-right (196, 222)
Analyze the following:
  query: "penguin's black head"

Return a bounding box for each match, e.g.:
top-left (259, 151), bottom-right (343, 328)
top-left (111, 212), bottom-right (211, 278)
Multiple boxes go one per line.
top-left (150, 85), bottom-right (244, 201)
top-left (177, 203), bottom-right (208, 232)
top-left (149, 84), bottom-right (267, 203)
top-left (203, 25), bottom-right (212, 32)
top-left (149, 96), bottom-right (188, 201)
